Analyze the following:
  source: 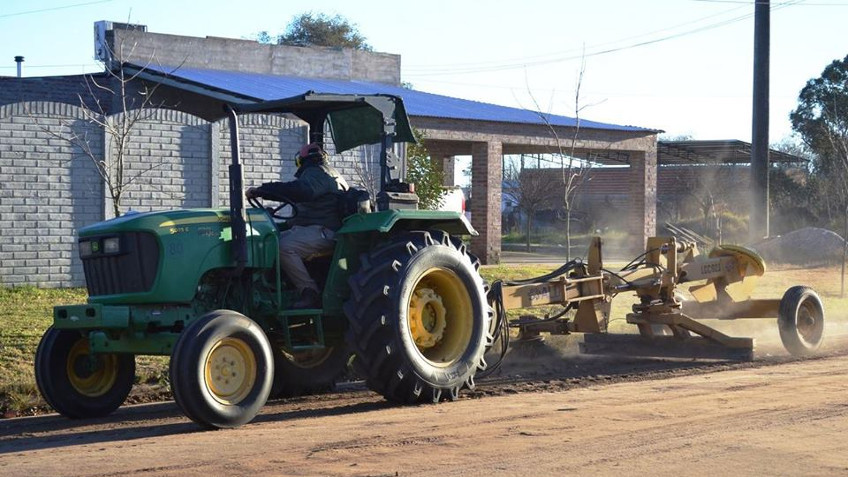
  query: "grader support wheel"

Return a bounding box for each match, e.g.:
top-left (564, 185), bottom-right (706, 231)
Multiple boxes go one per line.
top-left (35, 328), bottom-right (135, 419)
top-left (169, 310), bottom-right (273, 429)
top-left (344, 231), bottom-right (492, 404)
top-left (778, 286), bottom-right (825, 356)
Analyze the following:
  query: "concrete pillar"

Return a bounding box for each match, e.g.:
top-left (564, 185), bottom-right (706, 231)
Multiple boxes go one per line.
top-left (470, 141), bottom-right (502, 264)
top-left (627, 145), bottom-right (658, 252)
top-left (441, 155), bottom-right (455, 187)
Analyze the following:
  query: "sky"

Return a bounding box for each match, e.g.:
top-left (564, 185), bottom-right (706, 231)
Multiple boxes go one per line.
top-left (1, 0), bottom-right (846, 145)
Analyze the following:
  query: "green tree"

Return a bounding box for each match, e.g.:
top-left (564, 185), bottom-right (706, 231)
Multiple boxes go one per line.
top-left (790, 54), bottom-right (848, 219)
top-left (791, 55), bottom-right (848, 295)
top-left (256, 13), bottom-right (373, 51)
top-left (406, 130), bottom-right (446, 210)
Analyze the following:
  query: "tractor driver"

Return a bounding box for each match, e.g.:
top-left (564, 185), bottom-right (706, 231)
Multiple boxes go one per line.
top-left (246, 143), bottom-right (349, 309)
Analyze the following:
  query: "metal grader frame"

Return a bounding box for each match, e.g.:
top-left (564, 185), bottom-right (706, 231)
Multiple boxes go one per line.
top-left (489, 236), bottom-right (826, 362)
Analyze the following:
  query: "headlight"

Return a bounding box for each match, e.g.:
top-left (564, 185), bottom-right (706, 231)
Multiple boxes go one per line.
top-left (79, 237), bottom-right (120, 257)
top-left (103, 237), bottom-right (120, 254)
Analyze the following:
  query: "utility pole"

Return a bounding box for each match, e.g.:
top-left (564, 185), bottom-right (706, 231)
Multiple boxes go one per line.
top-left (750, 0), bottom-right (770, 241)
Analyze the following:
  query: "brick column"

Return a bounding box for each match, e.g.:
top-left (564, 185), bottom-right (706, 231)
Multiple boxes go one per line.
top-left (470, 141), bottom-right (502, 264)
top-left (441, 155), bottom-right (455, 187)
top-left (425, 143), bottom-right (456, 187)
top-left (627, 145), bottom-right (657, 252)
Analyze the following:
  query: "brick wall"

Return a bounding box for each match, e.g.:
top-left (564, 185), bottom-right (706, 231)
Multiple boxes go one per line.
top-left (0, 75), bottom-right (113, 110)
top-left (0, 102), bottom-right (104, 287)
top-left (218, 114), bottom-right (307, 202)
top-left (113, 109), bottom-right (212, 213)
top-left (0, 100), bottom-right (378, 288)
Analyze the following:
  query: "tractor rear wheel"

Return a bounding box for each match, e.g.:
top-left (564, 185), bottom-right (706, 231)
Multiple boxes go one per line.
top-left (344, 231), bottom-right (491, 403)
top-left (35, 328), bottom-right (135, 418)
top-left (170, 310), bottom-right (273, 429)
top-left (778, 286), bottom-right (825, 356)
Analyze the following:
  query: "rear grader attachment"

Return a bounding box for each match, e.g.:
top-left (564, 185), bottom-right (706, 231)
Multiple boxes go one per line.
top-left (488, 237), bottom-right (825, 363)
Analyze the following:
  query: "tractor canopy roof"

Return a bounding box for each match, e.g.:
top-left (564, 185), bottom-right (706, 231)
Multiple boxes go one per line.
top-left (233, 92), bottom-right (416, 153)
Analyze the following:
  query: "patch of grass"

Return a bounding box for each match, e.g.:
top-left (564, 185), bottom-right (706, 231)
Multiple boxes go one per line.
top-left (0, 286), bottom-right (87, 416)
top-left (479, 263), bottom-right (558, 283)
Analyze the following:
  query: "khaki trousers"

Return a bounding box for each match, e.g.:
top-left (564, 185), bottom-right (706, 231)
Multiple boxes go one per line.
top-left (278, 225), bottom-right (336, 293)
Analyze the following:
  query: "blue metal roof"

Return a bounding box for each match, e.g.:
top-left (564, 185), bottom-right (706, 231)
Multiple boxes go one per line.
top-left (142, 64), bottom-right (654, 133)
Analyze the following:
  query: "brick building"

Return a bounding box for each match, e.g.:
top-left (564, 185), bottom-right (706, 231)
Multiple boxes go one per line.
top-left (509, 140), bottom-right (806, 238)
top-left (0, 22), bottom-right (659, 287)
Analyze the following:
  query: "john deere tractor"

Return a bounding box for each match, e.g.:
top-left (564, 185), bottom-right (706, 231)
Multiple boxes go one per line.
top-left (36, 93), bottom-right (492, 429)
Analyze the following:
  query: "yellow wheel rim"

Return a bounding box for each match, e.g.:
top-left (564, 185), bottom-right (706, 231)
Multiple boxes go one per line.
top-left (407, 268), bottom-right (473, 366)
top-left (205, 337), bottom-right (257, 405)
top-left (797, 299), bottom-right (823, 343)
top-left (66, 339), bottom-right (119, 398)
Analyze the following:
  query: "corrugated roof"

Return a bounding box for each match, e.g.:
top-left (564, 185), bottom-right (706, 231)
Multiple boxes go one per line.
top-left (658, 140), bottom-right (807, 164)
top-left (139, 63), bottom-right (654, 133)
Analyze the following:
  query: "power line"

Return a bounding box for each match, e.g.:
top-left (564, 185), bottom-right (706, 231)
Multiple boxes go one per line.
top-left (0, 0), bottom-right (113, 20)
top-left (404, 0), bottom-right (803, 77)
top-left (405, 3), bottom-right (749, 72)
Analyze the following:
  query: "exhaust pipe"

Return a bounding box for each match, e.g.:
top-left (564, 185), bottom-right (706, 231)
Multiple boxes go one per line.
top-left (14, 56), bottom-right (23, 78)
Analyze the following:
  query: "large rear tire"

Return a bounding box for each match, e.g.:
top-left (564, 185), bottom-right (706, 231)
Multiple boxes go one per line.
top-left (34, 328), bottom-right (135, 418)
top-left (344, 231), bottom-right (491, 404)
top-left (170, 310), bottom-right (273, 429)
top-left (778, 286), bottom-right (825, 356)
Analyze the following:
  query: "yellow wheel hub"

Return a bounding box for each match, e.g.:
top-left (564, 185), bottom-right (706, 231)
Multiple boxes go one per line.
top-left (407, 268), bottom-right (474, 366)
top-left (205, 338), bottom-right (256, 405)
top-left (409, 288), bottom-right (448, 348)
top-left (66, 339), bottom-right (119, 398)
top-left (797, 300), bottom-right (822, 342)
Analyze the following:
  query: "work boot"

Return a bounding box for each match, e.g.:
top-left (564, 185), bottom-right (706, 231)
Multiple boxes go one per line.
top-left (292, 288), bottom-right (321, 309)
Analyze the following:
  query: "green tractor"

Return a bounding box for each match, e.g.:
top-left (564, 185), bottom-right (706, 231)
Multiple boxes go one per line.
top-left (36, 93), bottom-right (492, 429)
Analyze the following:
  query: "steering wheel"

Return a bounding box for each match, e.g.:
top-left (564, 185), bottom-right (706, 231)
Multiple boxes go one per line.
top-left (248, 194), bottom-right (298, 220)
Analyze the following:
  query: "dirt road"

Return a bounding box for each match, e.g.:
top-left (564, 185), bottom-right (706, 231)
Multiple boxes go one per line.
top-left (3, 349), bottom-right (848, 477)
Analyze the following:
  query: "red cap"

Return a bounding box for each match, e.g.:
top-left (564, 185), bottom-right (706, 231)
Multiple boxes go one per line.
top-left (299, 143), bottom-right (322, 158)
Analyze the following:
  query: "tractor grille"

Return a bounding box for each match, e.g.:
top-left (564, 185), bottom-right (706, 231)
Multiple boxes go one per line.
top-left (81, 232), bottom-right (160, 296)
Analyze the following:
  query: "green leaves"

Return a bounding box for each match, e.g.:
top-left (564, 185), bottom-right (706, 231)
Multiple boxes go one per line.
top-left (405, 129), bottom-right (446, 210)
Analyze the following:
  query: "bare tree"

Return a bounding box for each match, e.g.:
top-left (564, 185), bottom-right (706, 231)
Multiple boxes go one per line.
top-left (525, 57), bottom-right (596, 260)
top-left (502, 159), bottom-right (560, 252)
top-left (32, 39), bottom-right (173, 217)
top-left (349, 144), bottom-right (380, 199)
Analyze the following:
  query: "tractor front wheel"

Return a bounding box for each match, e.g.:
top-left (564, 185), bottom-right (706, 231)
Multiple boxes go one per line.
top-left (170, 310), bottom-right (273, 429)
top-left (344, 231), bottom-right (491, 403)
top-left (34, 328), bottom-right (135, 418)
top-left (778, 286), bottom-right (825, 356)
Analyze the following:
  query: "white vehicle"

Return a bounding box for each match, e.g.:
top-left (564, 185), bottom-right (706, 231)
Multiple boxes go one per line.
top-left (438, 186), bottom-right (466, 215)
